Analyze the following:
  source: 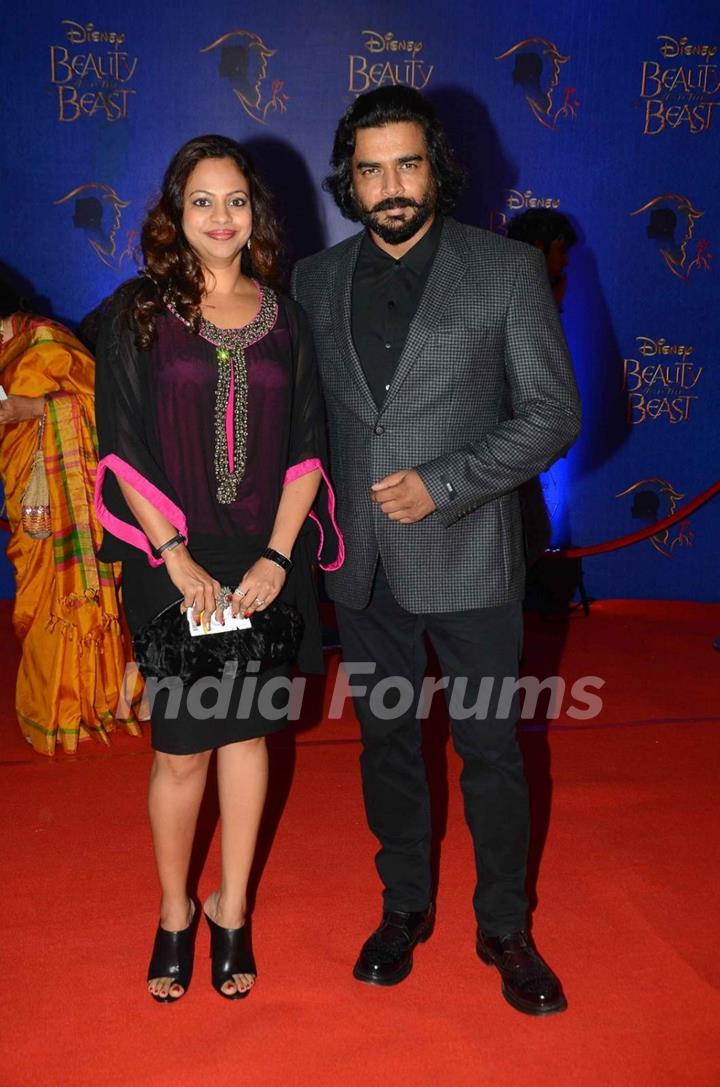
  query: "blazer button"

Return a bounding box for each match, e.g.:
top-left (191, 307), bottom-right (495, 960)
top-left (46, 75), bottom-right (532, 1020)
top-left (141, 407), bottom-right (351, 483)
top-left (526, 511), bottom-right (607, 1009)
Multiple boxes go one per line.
top-left (374, 424), bottom-right (385, 435)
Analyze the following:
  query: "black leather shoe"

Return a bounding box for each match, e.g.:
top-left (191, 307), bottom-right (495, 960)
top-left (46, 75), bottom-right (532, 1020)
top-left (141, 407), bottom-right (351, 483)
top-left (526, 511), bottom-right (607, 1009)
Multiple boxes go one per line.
top-left (146, 901), bottom-right (198, 1004)
top-left (353, 906), bottom-right (434, 986)
top-left (205, 914), bottom-right (256, 1000)
top-left (477, 929), bottom-right (567, 1015)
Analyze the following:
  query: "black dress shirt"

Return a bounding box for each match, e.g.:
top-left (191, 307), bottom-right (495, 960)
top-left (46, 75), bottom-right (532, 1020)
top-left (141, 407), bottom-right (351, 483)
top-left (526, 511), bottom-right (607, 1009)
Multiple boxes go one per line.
top-left (351, 215), bottom-right (443, 408)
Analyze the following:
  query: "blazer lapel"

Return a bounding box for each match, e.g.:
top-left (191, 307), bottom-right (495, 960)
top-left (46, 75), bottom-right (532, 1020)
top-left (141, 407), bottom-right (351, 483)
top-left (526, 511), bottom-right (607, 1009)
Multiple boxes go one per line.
top-left (382, 218), bottom-right (470, 410)
top-left (331, 233), bottom-right (378, 418)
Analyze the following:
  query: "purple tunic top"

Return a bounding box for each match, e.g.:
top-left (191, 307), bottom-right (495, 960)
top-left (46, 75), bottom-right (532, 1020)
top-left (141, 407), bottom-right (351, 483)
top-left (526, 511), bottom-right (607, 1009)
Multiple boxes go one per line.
top-left (150, 304), bottom-right (293, 540)
top-left (95, 285), bottom-right (343, 576)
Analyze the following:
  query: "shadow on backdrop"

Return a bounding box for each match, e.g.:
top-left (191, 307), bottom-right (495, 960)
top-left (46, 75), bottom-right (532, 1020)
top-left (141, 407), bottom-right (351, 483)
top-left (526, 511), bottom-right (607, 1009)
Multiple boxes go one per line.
top-left (428, 85), bottom-right (518, 230)
top-left (0, 260), bottom-right (54, 327)
top-left (562, 220), bottom-right (630, 482)
top-left (244, 136), bottom-right (328, 278)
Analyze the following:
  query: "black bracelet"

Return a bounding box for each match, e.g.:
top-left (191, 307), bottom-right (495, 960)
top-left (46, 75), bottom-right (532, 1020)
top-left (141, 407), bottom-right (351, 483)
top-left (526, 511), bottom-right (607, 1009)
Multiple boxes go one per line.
top-left (262, 546), bottom-right (293, 572)
top-left (152, 532), bottom-right (185, 560)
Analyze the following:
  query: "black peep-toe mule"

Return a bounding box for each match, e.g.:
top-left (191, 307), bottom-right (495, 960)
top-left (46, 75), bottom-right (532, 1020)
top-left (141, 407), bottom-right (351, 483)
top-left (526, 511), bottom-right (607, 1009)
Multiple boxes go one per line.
top-left (147, 902), bottom-right (199, 1004)
top-left (205, 914), bottom-right (256, 1000)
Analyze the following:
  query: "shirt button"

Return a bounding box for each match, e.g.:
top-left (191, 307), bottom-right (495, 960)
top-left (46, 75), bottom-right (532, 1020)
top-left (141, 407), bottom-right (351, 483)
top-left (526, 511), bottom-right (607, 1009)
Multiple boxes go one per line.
top-left (388, 300), bottom-right (396, 309)
top-left (374, 424), bottom-right (385, 436)
top-left (384, 384), bottom-right (390, 391)
top-left (384, 342), bottom-right (392, 349)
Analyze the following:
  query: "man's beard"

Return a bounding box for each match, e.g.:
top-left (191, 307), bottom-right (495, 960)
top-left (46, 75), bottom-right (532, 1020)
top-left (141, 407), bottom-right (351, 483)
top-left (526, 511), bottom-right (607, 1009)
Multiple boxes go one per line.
top-left (355, 190), bottom-right (436, 245)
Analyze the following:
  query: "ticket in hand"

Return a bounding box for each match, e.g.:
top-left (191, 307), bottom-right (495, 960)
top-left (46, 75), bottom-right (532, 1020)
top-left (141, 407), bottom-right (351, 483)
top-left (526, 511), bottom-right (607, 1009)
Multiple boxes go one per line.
top-left (187, 605), bottom-right (252, 638)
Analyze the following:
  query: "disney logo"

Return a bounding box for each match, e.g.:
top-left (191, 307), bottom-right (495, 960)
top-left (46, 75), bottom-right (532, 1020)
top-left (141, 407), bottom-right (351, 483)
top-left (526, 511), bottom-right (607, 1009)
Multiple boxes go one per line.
top-left (636, 336), bottom-right (693, 358)
top-left (657, 35), bottom-right (717, 59)
top-left (62, 20), bottom-right (126, 46)
top-left (504, 188), bottom-right (560, 211)
top-left (362, 30), bottom-right (422, 57)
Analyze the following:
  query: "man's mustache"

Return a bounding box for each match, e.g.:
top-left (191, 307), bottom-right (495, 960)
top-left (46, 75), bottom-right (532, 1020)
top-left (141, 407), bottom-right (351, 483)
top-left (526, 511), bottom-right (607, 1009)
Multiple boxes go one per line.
top-left (370, 197), bottom-right (422, 213)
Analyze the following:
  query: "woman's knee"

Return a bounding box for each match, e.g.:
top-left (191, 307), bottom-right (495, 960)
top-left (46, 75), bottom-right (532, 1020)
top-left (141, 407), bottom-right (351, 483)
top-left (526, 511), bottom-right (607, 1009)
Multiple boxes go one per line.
top-left (217, 736), bottom-right (267, 762)
top-left (241, 736), bottom-right (266, 749)
top-left (152, 750), bottom-right (211, 784)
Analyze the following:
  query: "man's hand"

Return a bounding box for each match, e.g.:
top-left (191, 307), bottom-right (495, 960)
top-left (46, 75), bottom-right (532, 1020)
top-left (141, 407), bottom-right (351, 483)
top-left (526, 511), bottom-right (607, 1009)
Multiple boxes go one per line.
top-left (371, 470), bottom-right (436, 523)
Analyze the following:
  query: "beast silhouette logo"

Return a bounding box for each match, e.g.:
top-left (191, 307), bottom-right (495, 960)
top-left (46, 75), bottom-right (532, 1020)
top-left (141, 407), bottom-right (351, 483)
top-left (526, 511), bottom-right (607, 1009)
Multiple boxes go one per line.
top-left (496, 37), bottom-right (579, 130)
top-left (616, 478), bottom-right (693, 557)
top-left (54, 183), bottom-right (135, 271)
top-left (201, 30), bottom-right (288, 125)
top-left (631, 193), bottom-right (712, 280)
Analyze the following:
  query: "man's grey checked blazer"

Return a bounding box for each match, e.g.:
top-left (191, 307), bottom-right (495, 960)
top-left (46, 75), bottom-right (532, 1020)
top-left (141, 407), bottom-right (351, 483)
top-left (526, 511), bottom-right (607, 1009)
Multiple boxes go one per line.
top-left (292, 217), bottom-right (581, 613)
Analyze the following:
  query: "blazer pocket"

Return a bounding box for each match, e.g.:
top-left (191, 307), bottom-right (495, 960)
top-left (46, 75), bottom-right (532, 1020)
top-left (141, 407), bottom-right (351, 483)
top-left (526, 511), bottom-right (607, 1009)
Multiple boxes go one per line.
top-left (426, 324), bottom-right (492, 352)
top-left (424, 325), bottom-right (498, 378)
top-left (431, 322), bottom-right (490, 338)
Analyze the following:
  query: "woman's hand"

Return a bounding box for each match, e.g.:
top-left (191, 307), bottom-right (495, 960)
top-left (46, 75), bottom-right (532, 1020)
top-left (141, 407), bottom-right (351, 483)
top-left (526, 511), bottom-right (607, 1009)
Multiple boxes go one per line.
top-left (163, 545), bottom-right (222, 630)
top-left (0, 395), bottom-right (46, 426)
top-left (231, 557), bottom-right (287, 618)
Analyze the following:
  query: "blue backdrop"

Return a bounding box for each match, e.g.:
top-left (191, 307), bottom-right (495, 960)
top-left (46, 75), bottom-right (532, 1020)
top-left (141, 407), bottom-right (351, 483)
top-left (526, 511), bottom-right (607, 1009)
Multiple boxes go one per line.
top-left (2, 0), bottom-right (718, 600)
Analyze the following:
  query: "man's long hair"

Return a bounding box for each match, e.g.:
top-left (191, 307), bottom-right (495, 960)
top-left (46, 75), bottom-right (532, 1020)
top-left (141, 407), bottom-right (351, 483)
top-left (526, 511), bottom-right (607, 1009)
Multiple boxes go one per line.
top-left (324, 87), bottom-right (466, 221)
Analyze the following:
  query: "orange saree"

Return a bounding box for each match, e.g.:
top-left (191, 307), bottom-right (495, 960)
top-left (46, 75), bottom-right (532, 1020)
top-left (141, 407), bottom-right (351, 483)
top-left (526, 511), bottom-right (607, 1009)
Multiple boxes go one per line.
top-left (0, 314), bottom-right (142, 754)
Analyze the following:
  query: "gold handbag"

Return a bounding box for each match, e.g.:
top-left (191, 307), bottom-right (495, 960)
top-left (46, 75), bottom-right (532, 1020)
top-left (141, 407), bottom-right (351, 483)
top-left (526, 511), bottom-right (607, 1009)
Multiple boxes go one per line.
top-left (20, 410), bottom-right (52, 539)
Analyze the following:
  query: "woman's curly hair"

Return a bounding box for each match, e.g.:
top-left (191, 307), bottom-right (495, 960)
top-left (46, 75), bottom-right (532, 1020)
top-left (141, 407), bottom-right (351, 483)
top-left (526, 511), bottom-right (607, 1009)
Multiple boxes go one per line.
top-left (132, 135), bottom-right (283, 349)
top-left (324, 86), bottom-right (466, 221)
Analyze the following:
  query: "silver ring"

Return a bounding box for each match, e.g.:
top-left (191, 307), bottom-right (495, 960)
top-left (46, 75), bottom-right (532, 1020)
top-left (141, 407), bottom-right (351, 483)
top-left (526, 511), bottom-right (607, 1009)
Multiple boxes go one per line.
top-left (254, 597), bottom-right (265, 606)
top-left (233, 587), bottom-right (246, 599)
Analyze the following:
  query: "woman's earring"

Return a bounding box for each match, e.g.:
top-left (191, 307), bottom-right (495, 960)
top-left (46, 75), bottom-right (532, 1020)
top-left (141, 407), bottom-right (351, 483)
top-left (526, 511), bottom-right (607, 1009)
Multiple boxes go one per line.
top-left (246, 237), bottom-right (252, 251)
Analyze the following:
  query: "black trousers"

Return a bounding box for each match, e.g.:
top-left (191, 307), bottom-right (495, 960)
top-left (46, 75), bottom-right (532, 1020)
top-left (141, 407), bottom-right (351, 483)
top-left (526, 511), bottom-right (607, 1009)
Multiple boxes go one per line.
top-left (334, 564), bottom-right (529, 936)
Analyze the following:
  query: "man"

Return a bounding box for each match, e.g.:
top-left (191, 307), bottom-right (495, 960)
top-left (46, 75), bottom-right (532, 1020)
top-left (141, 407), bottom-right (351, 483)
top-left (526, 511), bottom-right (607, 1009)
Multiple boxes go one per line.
top-left (293, 87), bottom-right (581, 1016)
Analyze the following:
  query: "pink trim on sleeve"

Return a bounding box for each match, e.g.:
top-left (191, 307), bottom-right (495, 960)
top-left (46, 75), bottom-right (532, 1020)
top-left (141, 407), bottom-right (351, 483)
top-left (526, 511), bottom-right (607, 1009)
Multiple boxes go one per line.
top-left (94, 454), bottom-right (188, 567)
top-left (283, 458), bottom-right (345, 572)
top-left (283, 457), bottom-right (322, 485)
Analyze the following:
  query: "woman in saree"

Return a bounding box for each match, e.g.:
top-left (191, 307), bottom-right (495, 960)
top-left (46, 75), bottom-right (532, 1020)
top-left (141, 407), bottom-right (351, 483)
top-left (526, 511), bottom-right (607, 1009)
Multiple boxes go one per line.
top-left (0, 279), bottom-right (142, 755)
top-left (93, 135), bottom-right (342, 1003)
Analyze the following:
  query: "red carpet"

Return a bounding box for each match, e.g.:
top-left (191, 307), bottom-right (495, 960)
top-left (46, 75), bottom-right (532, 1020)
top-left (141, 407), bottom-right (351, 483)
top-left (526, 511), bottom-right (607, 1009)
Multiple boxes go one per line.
top-left (1, 600), bottom-right (719, 1087)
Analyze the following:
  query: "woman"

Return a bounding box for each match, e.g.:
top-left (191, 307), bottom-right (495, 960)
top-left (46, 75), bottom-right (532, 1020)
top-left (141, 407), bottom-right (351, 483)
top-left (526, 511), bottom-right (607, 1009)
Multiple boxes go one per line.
top-left (93, 135), bottom-right (342, 1002)
top-left (0, 280), bottom-right (142, 755)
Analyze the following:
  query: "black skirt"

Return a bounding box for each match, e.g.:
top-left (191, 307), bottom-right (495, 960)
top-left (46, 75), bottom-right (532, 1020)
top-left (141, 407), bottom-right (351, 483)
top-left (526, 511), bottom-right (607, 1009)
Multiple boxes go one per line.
top-left (121, 532), bottom-right (322, 755)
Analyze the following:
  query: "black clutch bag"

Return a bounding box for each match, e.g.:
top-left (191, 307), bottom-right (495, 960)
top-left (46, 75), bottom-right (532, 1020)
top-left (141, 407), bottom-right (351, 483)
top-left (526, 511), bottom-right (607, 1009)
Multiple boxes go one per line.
top-left (132, 598), bottom-right (304, 686)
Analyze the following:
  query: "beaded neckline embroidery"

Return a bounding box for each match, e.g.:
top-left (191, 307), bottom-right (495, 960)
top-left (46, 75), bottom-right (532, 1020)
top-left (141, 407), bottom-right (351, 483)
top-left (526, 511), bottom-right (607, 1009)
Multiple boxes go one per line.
top-left (166, 285), bottom-right (278, 504)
